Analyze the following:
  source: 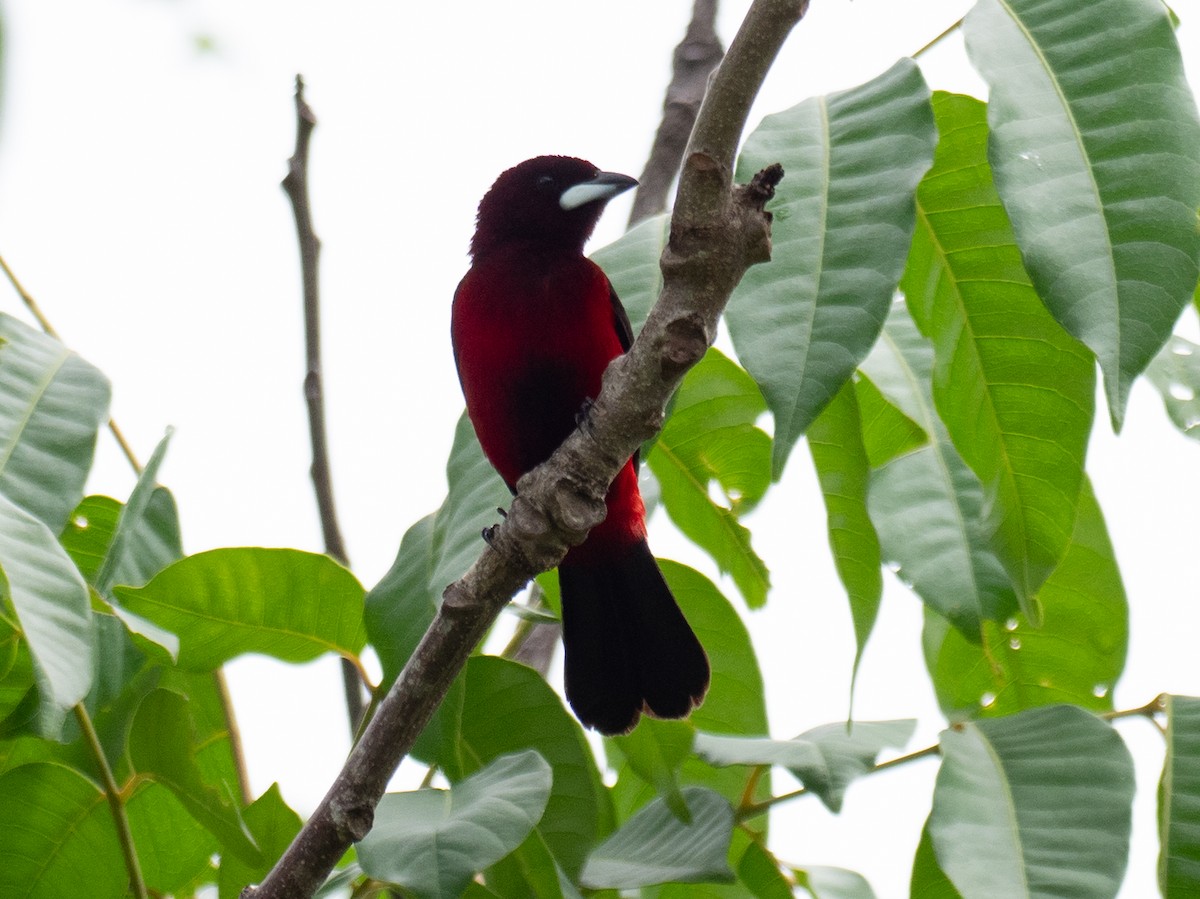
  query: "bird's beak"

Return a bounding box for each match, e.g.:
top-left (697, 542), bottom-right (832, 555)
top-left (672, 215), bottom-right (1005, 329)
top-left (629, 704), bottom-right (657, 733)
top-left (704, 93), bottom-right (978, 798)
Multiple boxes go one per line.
top-left (559, 170), bottom-right (639, 211)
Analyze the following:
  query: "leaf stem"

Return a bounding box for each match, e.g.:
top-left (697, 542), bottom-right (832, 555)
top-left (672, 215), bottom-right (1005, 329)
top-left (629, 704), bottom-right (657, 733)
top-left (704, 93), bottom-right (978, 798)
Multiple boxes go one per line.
top-left (1106, 693), bottom-right (1167, 734)
top-left (213, 669), bottom-right (254, 804)
top-left (75, 703), bottom-right (149, 899)
top-left (912, 16), bottom-right (963, 59)
top-left (736, 743), bottom-right (940, 822)
top-left (1105, 693), bottom-right (1166, 721)
top-left (735, 696), bottom-right (1171, 823)
top-left (739, 764), bottom-right (767, 810)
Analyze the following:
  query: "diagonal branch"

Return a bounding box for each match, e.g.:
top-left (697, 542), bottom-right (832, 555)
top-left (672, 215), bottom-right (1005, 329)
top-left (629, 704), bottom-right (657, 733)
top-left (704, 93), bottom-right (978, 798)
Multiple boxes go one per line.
top-left (628, 0), bottom-right (725, 226)
top-left (243, 2), bottom-right (805, 895)
top-left (510, 0), bottom-right (724, 675)
top-left (281, 76), bottom-right (367, 733)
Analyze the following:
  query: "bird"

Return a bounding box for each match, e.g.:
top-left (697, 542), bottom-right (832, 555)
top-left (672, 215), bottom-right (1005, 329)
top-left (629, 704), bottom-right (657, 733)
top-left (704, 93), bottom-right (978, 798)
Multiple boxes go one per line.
top-left (451, 155), bottom-right (710, 735)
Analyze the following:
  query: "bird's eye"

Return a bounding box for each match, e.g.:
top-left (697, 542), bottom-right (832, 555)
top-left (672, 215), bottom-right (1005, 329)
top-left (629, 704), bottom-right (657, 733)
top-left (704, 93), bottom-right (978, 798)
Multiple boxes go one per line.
top-left (536, 175), bottom-right (555, 190)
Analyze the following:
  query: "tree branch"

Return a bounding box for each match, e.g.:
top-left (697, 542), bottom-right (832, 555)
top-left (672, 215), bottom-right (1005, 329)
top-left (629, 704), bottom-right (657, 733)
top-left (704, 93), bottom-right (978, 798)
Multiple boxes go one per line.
top-left (628, 0), bottom-right (725, 227)
top-left (280, 75), bottom-right (367, 733)
top-left (511, 0), bottom-right (726, 676)
top-left (243, 2), bottom-right (806, 895)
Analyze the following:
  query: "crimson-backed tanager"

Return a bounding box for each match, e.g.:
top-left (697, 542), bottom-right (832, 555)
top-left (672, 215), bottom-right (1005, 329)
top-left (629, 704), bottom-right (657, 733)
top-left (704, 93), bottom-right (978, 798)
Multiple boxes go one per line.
top-left (451, 155), bottom-right (710, 735)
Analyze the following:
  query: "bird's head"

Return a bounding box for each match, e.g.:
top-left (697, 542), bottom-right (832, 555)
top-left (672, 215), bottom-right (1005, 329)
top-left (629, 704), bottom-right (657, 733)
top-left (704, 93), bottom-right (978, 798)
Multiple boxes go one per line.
top-left (470, 155), bottom-right (637, 258)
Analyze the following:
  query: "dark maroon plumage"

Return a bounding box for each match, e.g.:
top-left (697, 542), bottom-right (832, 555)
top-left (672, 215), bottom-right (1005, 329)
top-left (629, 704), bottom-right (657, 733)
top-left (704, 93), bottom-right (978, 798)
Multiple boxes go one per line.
top-left (451, 156), bottom-right (710, 734)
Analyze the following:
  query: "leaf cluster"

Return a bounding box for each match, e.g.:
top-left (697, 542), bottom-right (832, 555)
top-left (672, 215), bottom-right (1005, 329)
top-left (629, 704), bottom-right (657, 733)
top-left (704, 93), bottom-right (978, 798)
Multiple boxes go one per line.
top-left (3, 0), bottom-right (1200, 897)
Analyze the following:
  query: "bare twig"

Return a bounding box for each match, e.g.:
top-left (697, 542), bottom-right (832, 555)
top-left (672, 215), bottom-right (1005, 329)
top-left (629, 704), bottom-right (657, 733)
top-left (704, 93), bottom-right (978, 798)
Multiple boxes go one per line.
top-left (242, 3), bottom-right (804, 895)
top-left (736, 743), bottom-right (941, 822)
top-left (281, 76), bottom-right (367, 733)
top-left (912, 16), bottom-right (963, 58)
top-left (629, 0), bottom-right (725, 227)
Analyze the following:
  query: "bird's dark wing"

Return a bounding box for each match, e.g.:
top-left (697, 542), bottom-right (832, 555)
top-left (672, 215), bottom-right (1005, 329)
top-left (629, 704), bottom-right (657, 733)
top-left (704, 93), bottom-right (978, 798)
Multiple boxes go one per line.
top-left (608, 281), bottom-right (643, 469)
top-left (610, 283), bottom-right (634, 354)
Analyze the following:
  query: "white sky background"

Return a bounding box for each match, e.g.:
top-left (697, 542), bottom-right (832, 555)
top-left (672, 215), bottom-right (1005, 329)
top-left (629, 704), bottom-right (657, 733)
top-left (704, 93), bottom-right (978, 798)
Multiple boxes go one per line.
top-left (0, 1), bottom-right (1197, 895)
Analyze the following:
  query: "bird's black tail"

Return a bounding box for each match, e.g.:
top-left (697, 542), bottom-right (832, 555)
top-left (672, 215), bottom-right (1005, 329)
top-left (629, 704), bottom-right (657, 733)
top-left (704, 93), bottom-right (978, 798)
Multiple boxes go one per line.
top-left (558, 539), bottom-right (710, 735)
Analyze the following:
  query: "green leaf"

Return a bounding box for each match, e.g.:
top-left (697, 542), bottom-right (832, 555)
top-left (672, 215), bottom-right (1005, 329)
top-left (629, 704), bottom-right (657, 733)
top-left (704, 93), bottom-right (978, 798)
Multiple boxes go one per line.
top-left (807, 380), bottom-right (882, 699)
top-left (128, 688), bottom-right (261, 864)
top-left (0, 761), bottom-right (128, 898)
top-left (1147, 335), bottom-right (1200, 441)
top-left (963, 0), bottom-right (1200, 427)
top-left (0, 621), bottom-right (33, 726)
top-left (217, 785), bottom-right (302, 899)
top-left (931, 705), bottom-right (1134, 898)
top-left (368, 416), bottom-right (510, 768)
top-left (662, 562), bottom-right (768, 741)
top-left (60, 488), bottom-right (184, 590)
top-left (159, 667), bottom-right (244, 807)
top-left (904, 91), bottom-right (1095, 612)
top-left (695, 719), bottom-right (915, 813)
top-left (0, 492), bottom-right (93, 734)
top-left (96, 595), bottom-right (179, 666)
top-left (125, 779), bottom-right (218, 893)
top-left (441, 655), bottom-right (609, 879)
top-left (0, 313), bottom-right (111, 531)
top-left (738, 841), bottom-right (793, 899)
top-left (72, 609), bottom-right (167, 772)
top-left (114, 548), bottom-right (366, 670)
top-left (483, 827), bottom-right (584, 899)
top-left (59, 495), bottom-right (121, 583)
top-left (365, 414), bottom-right (510, 699)
top-left (364, 513), bottom-right (438, 689)
top-left (1160, 695), bottom-right (1200, 895)
top-left (660, 561), bottom-right (770, 803)
top-left (591, 212), bottom-right (670, 334)
top-left (429, 413), bottom-right (513, 594)
top-left (797, 866), bottom-right (877, 899)
top-left (608, 563), bottom-right (770, 841)
top-left (647, 349), bottom-right (771, 608)
top-left (727, 58), bottom-right (936, 477)
top-left (94, 428), bottom-right (172, 597)
top-left (358, 750), bottom-right (553, 899)
top-left (853, 374), bottom-right (928, 468)
top-left (581, 787), bottom-right (735, 889)
top-left (923, 479), bottom-right (1127, 719)
top-left (862, 301), bottom-right (1017, 635)
top-left (910, 821), bottom-right (964, 899)
top-left (61, 485), bottom-right (186, 668)
top-left (609, 719), bottom-right (695, 821)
